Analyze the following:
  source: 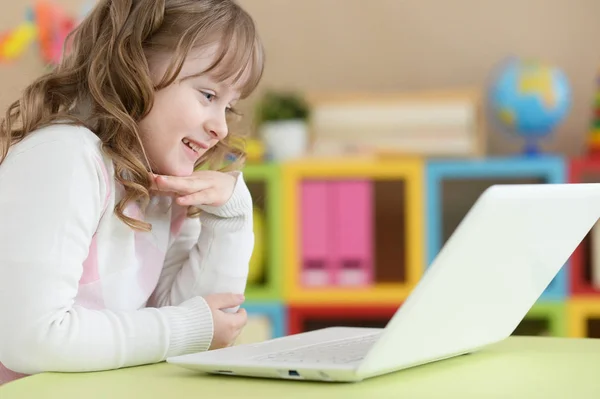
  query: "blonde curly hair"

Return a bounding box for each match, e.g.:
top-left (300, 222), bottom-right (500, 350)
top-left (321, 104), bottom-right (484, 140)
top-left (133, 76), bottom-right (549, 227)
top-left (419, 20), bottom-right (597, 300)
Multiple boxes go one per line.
top-left (0, 0), bottom-right (264, 232)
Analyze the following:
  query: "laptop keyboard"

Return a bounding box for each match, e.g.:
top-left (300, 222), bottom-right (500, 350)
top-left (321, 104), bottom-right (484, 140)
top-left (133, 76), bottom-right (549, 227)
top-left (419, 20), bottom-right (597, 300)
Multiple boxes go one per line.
top-left (252, 333), bottom-right (380, 364)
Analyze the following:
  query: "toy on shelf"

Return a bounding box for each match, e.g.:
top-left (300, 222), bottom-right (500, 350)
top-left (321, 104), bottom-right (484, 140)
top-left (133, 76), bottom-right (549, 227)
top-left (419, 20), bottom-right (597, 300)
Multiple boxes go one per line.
top-left (33, 0), bottom-right (76, 65)
top-left (0, 0), bottom-right (92, 66)
top-left (488, 57), bottom-right (571, 156)
top-left (282, 158), bottom-right (424, 305)
top-left (0, 22), bottom-right (37, 62)
top-left (586, 69), bottom-right (600, 157)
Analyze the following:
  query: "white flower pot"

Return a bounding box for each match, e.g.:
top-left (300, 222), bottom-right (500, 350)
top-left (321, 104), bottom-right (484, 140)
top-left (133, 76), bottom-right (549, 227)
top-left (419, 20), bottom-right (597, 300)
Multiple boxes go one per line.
top-left (260, 119), bottom-right (308, 161)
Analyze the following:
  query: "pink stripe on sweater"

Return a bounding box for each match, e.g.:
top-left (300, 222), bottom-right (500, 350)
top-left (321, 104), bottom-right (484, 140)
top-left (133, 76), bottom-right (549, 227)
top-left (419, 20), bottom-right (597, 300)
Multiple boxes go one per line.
top-left (74, 282), bottom-right (105, 310)
top-left (170, 205), bottom-right (188, 238)
top-left (135, 232), bottom-right (166, 298)
top-left (0, 361), bottom-right (28, 386)
top-left (80, 234), bottom-right (100, 284)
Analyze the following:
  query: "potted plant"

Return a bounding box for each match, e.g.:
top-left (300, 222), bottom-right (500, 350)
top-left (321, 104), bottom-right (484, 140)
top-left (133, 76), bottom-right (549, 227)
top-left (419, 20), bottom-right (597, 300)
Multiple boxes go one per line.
top-left (255, 90), bottom-right (310, 161)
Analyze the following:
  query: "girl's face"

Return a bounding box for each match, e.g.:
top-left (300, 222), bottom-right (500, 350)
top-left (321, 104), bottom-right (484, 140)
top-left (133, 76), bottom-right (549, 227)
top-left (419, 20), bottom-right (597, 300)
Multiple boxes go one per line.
top-left (138, 45), bottom-right (241, 177)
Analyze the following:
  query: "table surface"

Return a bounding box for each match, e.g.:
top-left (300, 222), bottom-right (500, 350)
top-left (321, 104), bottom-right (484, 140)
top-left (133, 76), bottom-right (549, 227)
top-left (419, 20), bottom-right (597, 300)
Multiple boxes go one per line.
top-left (2, 336), bottom-right (599, 399)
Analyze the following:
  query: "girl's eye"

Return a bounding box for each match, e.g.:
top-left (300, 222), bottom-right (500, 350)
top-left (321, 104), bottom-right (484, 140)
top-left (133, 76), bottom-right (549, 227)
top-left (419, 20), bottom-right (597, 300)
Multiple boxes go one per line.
top-left (200, 91), bottom-right (215, 101)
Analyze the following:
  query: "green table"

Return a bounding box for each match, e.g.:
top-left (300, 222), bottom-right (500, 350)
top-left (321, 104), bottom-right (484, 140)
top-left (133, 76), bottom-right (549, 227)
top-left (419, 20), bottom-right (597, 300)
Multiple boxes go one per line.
top-left (2, 337), bottom-right (599, 398)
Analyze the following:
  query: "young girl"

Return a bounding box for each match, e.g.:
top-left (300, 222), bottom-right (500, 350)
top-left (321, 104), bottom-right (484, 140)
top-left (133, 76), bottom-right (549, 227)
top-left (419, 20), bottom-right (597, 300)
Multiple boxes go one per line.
top-left (0, 0), bottom-right (264, 385)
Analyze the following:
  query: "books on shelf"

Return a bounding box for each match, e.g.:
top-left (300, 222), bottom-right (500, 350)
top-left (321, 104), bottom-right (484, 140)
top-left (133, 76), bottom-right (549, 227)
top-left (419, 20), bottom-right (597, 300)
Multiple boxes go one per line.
top-left (306, 89), bottom-right (486, 158)
top-left (300, 180), bottom-right (373, 287)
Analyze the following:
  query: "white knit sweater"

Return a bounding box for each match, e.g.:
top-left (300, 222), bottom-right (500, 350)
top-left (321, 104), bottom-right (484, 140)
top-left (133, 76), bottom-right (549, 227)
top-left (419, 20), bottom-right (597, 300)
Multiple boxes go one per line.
top-left (0, 124), bottom-right (253, 384)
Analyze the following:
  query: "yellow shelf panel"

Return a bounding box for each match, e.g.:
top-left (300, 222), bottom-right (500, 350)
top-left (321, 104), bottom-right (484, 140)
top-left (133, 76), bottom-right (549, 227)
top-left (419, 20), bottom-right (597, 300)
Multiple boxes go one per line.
top-left (285, 283), bottom-right (414, 306)
top-left (282, 157), bottom-right (424, 178)
top-left (568, 299), bottom-right (600, 338)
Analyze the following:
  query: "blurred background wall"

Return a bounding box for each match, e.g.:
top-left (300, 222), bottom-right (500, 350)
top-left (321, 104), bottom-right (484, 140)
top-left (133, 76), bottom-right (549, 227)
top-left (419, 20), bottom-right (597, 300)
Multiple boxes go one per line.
top-left (1, 0), bottom-right (599, 156)
top-left (2, 0), bottom-right (600, 340)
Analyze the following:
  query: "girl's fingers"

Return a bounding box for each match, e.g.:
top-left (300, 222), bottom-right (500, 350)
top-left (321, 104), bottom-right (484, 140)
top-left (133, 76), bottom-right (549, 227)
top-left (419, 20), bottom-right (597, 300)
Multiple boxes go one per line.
top-left (150, 189), bottom-right (178, 198)
top-left (176, 189), bottom-right (214, 206)
top-left (154, 175), bottom-right (213, 195)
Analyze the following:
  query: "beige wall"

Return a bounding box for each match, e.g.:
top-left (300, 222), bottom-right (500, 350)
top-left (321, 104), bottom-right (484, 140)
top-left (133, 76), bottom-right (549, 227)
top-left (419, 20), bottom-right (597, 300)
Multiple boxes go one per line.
top-left (1, 0), bottom-right (599, 156)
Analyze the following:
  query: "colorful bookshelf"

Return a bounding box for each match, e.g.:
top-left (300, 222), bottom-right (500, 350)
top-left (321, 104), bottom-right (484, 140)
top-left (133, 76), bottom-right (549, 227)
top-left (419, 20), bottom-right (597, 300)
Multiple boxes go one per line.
top-left (586, 74), bottom-right (600, 157)
top-left (281, 158), bottom-right (425, 305)
top-left (425, 155), bottom-right (568, 300)
top-left (288, 305), bottom-right (398, 335)
top-left (238, 152), bottom-right (599, 341)
top-left (242, 163), bottom-right (283, 301)
top-left (514, 302), bottom-right (567, 337)
top-left (568, 299), bottom-right (600, 338)
top-left (568, 158), bottom-right (600, 296)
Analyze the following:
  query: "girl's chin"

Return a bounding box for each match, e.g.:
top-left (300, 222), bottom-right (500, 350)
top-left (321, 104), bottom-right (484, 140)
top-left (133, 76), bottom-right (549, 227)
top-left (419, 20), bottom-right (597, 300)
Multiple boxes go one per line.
top-left (170, 167), bottom-right (196, 177)
top-left (153, 163), bottom-right (196, 178)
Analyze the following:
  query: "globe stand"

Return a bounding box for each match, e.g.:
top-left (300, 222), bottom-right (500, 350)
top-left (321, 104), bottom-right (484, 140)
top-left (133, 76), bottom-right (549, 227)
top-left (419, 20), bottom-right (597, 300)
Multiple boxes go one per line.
top-left (522, 137), bottom-right (542, 157)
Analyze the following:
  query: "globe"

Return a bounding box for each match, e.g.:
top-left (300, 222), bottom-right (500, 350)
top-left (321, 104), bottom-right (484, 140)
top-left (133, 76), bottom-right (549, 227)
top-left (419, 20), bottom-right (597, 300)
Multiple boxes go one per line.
top-left (489, 57), bottom-right (571, 155)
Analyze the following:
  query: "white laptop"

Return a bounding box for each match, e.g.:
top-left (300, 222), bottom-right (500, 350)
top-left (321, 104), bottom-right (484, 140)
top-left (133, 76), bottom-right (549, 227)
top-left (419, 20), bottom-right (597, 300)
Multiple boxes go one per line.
top-left (167, 183), bottom-right (600, 382)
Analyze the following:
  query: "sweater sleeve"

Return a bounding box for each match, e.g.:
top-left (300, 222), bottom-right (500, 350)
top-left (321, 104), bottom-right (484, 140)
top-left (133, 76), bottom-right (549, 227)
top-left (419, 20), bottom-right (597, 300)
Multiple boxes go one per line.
top-left (0, 134), bottom-right (213, 376)
top-left (148, 172), bottom-right (254, 309)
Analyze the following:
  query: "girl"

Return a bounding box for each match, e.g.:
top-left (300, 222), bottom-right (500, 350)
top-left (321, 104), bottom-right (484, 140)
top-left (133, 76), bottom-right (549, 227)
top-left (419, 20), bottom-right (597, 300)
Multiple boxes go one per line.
top-left (0, 0), bottom-right (264, 385)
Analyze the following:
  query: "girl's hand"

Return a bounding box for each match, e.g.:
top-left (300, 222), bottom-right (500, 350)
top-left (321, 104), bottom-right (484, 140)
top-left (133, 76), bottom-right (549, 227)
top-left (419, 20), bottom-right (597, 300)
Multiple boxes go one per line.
top-left (203, 293), bottom-right (248, 350)
top-left (151, 170), bottom-right (237, 208)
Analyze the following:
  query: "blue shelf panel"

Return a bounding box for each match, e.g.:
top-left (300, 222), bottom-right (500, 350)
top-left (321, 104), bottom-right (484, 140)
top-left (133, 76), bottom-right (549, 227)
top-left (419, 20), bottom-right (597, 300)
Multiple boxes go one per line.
top-left (242, 301), bottom-right (287, 339)
top-left (542, 273), bottom-right (567, 300)
top-left (425, 155), bottom-right (568, 300)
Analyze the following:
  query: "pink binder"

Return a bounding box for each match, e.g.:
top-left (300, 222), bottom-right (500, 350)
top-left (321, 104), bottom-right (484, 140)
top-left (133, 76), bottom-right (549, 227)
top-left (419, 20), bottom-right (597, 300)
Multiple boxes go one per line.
top-left (331, 180), bottom-right (373, 286)
top-left (300, 180), bottom-right (334, 286)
